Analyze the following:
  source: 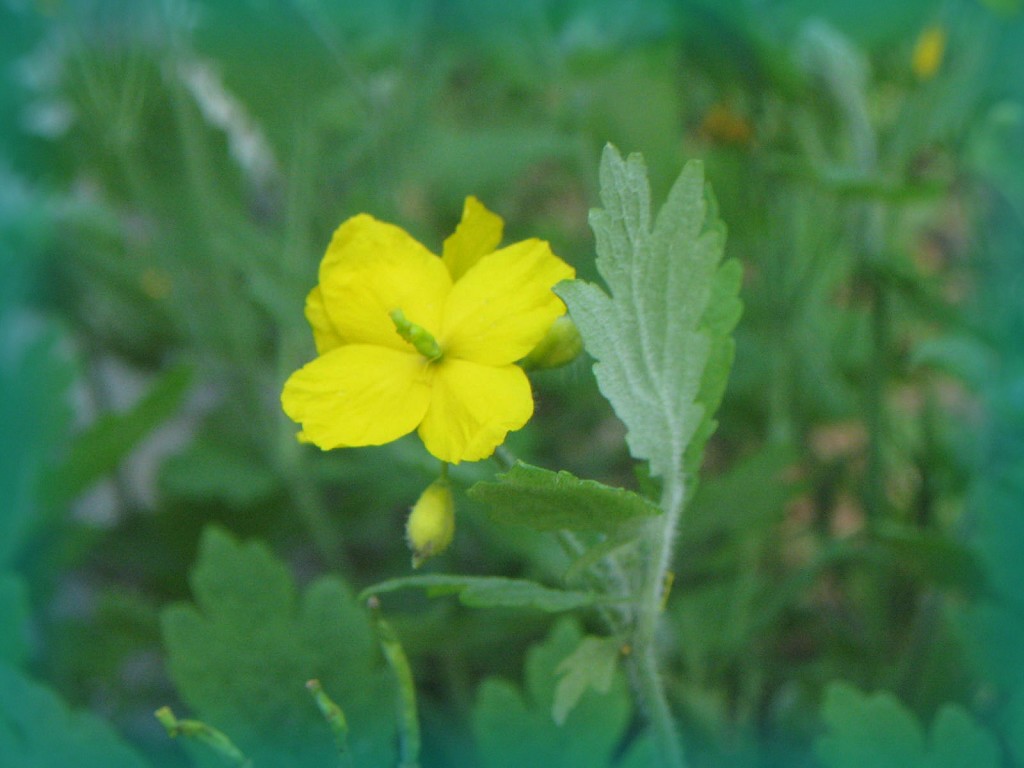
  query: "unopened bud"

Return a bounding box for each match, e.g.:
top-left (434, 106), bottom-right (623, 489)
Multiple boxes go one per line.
top-left (406, 480), bottom-right (455, 568)
top-left (520, 315), bottom-right (583, 370)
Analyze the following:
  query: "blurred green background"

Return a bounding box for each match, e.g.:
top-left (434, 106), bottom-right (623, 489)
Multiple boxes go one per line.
top-left (2, 0), bottom-right (1024, 766)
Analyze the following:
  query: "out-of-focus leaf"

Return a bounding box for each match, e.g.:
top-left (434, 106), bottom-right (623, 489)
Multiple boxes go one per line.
top-left (469, 461), bottom-right (661, 535)
top-left (816, 681), bottom-right (999, 768)
top-left (0, 319), bottom-right (75, 566)
top-left (817, 682), bottom-right (926, 768)
top-left (552, 634), bottom-right (621, 725)
top-left (0, 574), bottom-right (29, 665)
top-left (0, 663), bottom-right (150, 768)
top-left (159, 441), bottom-right (278, 508)
top-left (874, 521), bottom-right (985, 596)
top-left (472, 618), bottom-right (653, 768)
top-left (47, 364), bottom-right (193, 509)
top-left (360, 574), bottom-right (607, 613)
top-left (683, 446), bottom-right (797, 540)
top-left (161, 526), bottom-right (396, 767)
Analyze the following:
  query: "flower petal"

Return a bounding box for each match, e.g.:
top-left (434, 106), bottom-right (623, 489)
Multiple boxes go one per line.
top-left (417, 359), bottom-right (533, 463)
top-left (442, 196), bottom-right (504, 281)
top-left (441, 239), bottom-right (575, 366)
top-left (282, 345), bottom-right (433, 449)
top-left (305, 287), bottom-right (343, 355)
top-left (319, 214), bottom-right (451, 351)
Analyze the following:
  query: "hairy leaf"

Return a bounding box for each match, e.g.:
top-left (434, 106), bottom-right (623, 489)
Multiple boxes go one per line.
top-left (557, 144), bottom-right (733, 483)
top-left (469, 461), bottom-right (661, 534)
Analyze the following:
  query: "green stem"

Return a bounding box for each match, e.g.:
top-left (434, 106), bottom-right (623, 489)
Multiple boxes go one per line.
top-left (627, 475), bottom-right (686, 768)
top-left (370, 600), bottom-right (421, 768)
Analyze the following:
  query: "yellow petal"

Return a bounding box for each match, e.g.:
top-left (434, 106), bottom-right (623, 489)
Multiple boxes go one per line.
top-left (305, 287), bottom-right (344, 355)
top-left (441, 239), bottom-right (575, 366)
top-left (319, 214), bottom-right (451, 351)
top-left (282, 345), bottom-right (433, 449)
top-left (442, 196), bottom-right (504, 281)
top-left (417, 359), bottom-right (533, 463)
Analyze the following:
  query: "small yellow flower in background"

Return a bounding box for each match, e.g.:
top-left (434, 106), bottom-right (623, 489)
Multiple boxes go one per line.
top-left (912, 25), bottom-right (946, 80)
top-left (406, 479), bottom-right (455, 567)
top-left (281, 196), bottom-right (575, 464)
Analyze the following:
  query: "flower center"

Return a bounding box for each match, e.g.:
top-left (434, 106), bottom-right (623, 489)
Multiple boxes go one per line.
top-left (390, 308), bottom-right (443, 362)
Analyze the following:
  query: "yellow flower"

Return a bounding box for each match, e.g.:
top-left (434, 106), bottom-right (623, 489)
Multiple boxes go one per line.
top-left (406, 479), bottom-right (455, 567)
top-left (281, 196), bottom-right (575, 464)
top-left (912, 25), bottom-right (946, 80)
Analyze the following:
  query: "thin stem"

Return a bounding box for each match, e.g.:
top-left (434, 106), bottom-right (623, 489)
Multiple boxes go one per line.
top-left (627, 474), bottom-right (686, 768)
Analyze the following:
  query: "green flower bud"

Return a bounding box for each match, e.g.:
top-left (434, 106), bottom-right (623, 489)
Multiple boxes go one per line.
top-left (406, 479), bottom-right (455, 568)
top-left (520, 315), bottom-right (583, 370)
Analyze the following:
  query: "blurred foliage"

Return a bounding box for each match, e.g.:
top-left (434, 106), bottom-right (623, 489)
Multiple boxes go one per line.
top-left (1, 0), bottom-right (1023, 765)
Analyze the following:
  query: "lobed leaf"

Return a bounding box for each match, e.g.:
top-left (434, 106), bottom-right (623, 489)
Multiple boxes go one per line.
top-left (552, 635), bottom-right (621, 725)
top-left (816, 681), bottom-right (999, 768)
top-left (471, 619), bottom-right (653, 768)
top-left (161, 526), bottom-right (396, 768)
top-left (557, 144), bottom-right (734, 483)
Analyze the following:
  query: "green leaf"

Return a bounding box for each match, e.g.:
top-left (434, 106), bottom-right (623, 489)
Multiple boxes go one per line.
top-left (472, 618), bottom-right (653, 768)
top-left (683, 254), bottom-right (743, 484)
top-left (557, 145), bottom-right (731, 482)
top-left (816, 681), bottom-right (1000, 768)
top-left (360, 574), bottom-right (607, 613)
top-left (929, 704), bottom-right (1001, 768)
top-left (0, 322), bottom-right (75, 566)
top-left (161, 526), bottom-right (396, 768)
top-left (159, 440), bottom-right (278, 508)
top-left (468, 461), bottom-right (661, 535)
top-left (47, 364), bottom-right (193, 509)
top-left (817, 682), bottom-right (926, 768)
top-left (0, 663), bottom-right (150, 768)
top-left (0, 573), bottom-right (29, 665)
top-left (552, 635), bottom-right (621, 725)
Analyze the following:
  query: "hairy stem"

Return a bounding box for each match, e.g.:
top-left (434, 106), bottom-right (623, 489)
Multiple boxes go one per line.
top-left (627, 474), bottom-right (686, 768)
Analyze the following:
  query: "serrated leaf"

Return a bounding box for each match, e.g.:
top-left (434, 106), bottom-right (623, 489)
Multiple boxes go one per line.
top-left (161, 526), bottom-right (396, 768)
top-left (552, 635), bottom-right (621, 725)
top-left (472, 618), bottom-right (654, 768)
top-left (360, 574), bottom-right (606, 613)
top-left (683, 255), bottom-right (743, 483)
top-left (557, 145), bottom-right (731, 483)
top-left (0, 663), bottom-right (150, 768)
top-left (468, 461), bottom-right (661, 535)
top-left (816, 681), bottom-right (1000, 768)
